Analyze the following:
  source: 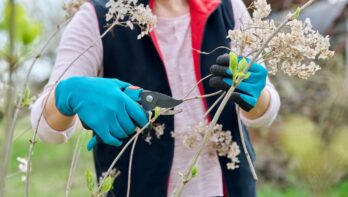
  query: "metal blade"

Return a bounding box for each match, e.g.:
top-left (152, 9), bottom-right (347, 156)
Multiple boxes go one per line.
top-left (140, 91), bottom-right (182, 111)
top-left (152, 92), bottom-right (183, 109)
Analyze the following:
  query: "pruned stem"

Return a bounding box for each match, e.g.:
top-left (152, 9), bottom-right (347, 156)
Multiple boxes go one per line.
top-left (182, 90), bottom-right (223, 102)
top-left (182, 74), bottom-right (212, 99)
top-left (203, 91), bottom-right (226, 118)
top-left (126, 134), bottom-right (139, 197)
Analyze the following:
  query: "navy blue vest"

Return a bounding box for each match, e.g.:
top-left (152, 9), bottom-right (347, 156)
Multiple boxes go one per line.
top-left (91, 0), bottom-right (256, 196)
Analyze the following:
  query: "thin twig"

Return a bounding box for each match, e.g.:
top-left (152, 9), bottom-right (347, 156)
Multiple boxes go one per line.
top-left (236, 106), bottom-right (257, 179)
top-left (0, 0), bottom-right (16, 195)
top-left (0, 16), bottom-right (71, 197)
top-left (65, 128), bottom-right (87, 197)
top-left (96, 108), bottom-right (175, 194)
top-left (172, 1), bottom-right (317, 196)
top-left (182, 90), bottom-right (223, 102)
top-left (25, 21), bottom-right (117, 197)
top-left (96, 121), bottom-right (152, 194)
top-left (192, 46), bottom-right (231, 55)
top-left (202, 92), bottom-right (226, 118)
top-left (5, 171), bottom-right (22, 179)
top-left (126, 134), bottom-right (139, 197)
top-left (11, 17), bottom-right (72, 145)
top-left (243, 49), bottom-right (257, 58)
top-left (13, 127), bottom-right (32, 142)
top-left (182, 74), bottom-right (212, 99)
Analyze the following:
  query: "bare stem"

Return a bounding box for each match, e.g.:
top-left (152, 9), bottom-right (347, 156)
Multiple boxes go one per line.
top-left (236, 107), bottom-right (257, 179)
top-left (202, 91), bottom-right (226, 118)
top-left (12, 17), bottom-right (72, 142)
top-left (96, 121), bottom-right (153, 194)
top-left (12, 127), bottom-right (32, 142)
top-left (2, 19), bottom-right (73, 197)
top-left (65, 129), bottom-right (87, 197)
top-left (172, 1), bottom-right (317, 196)
top-left (5, 171), bottom-right (22, 179)
top-left (126, 134), bottom-right (139, 197)
top-left (182, 74), bottom-right (212, 99)
top-left (182, 90), bottom-right (223, 102)
top-left (0, 0), bottom-right (16, 195)
top-left (25, 21), bottom-right (117, 197)
top-left (192, 46), bottom-right (231, 55)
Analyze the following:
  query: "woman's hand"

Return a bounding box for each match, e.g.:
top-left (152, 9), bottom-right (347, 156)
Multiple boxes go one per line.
top-left (209, 53), bottom-right (268, 112)
top-left (55, 77), bottom-right (148, 150)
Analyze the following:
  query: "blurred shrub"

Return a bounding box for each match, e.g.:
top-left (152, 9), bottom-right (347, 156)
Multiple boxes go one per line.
top-left (279, 115), bottom-right (348, 193)
top-left (272, 53), bottom-right (348, 139)
top-left (0, 0), bottom-right (42, 121)
top-left (0, 0), bottom-right (42, 55)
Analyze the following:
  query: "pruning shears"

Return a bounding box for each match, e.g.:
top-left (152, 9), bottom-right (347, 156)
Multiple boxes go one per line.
top-left (124, 86), bottom-right (183, 114)
top-left (82, 86), bottom-right (183, 143)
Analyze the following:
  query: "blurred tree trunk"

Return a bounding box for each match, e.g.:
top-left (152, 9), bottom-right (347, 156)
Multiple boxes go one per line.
top-left (0, 0), bottom-right (16, 196)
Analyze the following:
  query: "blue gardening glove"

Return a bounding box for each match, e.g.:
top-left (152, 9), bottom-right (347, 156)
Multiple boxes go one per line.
top-left (209, 53), bottom-right (267, 111)
top-left (55, 76), bottom-right (148, 151)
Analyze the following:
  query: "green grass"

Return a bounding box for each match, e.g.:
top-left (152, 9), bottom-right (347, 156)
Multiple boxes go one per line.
top-left (258, 180), bottom-right (348, 197)
top-left (1, 118), bottom-right (94, 197)
top-left (258, 184), bottom-right (312, 197)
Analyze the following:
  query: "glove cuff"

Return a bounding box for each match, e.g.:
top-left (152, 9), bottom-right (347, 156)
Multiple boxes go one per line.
top-left (55, 80), bottom-right (75, 116)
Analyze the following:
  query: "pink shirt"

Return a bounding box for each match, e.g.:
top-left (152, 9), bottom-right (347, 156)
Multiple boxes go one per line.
top-left (31, 1), bottom-right (280, 196)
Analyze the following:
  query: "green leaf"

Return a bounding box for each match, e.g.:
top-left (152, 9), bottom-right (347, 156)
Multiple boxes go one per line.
top-left (153, 107), bottom-right (161, 120)
top-left (100, 176), bottom-right (114, 194)
top-left (21, 22), bottom-right (41, 45)
top-left (244, 72), bottom-right (251, 79)
top-left (21, 85), bottom-right (32, 108)
top-left (191, 165), bottom-right (198, 178)
top-left (237, 58), bottom-right (248, 72)
top-left (229, 52), bottom-right (238, 74)
top-left (293, 7), bottom-right (301, 19)
top-left (3, 2), bottom-right (41, 46)
top-left (85, 170), bottom-right (95, 193)
top-left (234, 72), bottom-right (246, 79)
top-left (4, 3), bottom-right (26, 40)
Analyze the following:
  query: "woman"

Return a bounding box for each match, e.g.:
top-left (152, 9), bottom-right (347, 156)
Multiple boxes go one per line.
top-left (31, 0), bottom-right (280, 196)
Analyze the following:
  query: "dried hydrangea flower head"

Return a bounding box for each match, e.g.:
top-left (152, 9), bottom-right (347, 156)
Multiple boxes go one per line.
top-left (173, 122), bottom-right (241, 170)
top-left (144, 123), bottom-right (165, 144)
top-left (63, 0), bottom-right (87, 18)
top-left (228, 0), bottom-right (334, 79)
top-left (105, 0), bottom-right (157, 39)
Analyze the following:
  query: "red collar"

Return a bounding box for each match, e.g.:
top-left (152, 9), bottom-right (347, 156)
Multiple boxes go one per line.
top-left (149, 0), bottom-right (221, 14)
top-left (149, 0), bottom-right (221, 115)
top-left (189, 0), bottom-right (221, 14)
